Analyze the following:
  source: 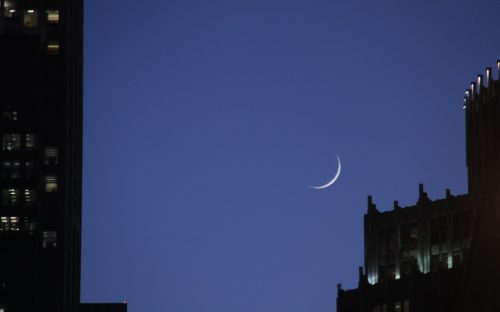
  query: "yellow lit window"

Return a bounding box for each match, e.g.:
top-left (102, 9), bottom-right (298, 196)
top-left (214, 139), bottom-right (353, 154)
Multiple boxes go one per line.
top-left (24, 189), bottom-right (36, 206)
top-left (47, 42), bottom-right (60, 55)
top-left (24, 10), bottom-right (38, 27)
top-left (4, 1), bottom-right (16, 18)
top-left (47, 10), bottom-right (59, 23)
top-left (45, 176), bottom-right (58, 192)
top-left (44, 147), bottom-right (59, 165)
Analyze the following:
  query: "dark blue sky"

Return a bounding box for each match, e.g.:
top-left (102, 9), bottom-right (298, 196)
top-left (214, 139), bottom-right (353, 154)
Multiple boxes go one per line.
top-left (81, 0), bottom-right (500, 311)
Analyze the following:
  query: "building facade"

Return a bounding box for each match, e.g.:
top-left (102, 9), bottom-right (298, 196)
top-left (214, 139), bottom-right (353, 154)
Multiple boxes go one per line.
top-left (338, 187), bottom-right (470, 312)
top-left (0, 1), bottom-right (126, 312)
top-left (338, 61), bottom-right (500, 312)
top-left (0, 0), bottom-right (83, 310)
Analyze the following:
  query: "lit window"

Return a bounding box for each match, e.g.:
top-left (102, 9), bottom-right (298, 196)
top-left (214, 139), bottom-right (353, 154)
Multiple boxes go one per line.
top-left (2, 189), bottom-right (19, 206)
top-left (24, 189), bottom-right (36, 206)
top-left (4, 1), bottom-right (16, 18)
top-left (2, 110), bottom-right (18, 121)
top-left (47, 42), bottom-right (60, 55)
top-left (23, 10), bottom-right (38, 27)
top-left (25, 161), bottom-right (34, 177)
top-left (2, 134), bottom-right (21, 151)
top-left (2, 161), bottom-right (20, 179)
top-left (44, 147), bottom-right (59, 165)
top-left (394, 301), bottom-right (402, 312)
top-left (42, 231), bottom-right (57, 248)
top-left (45, 176), bottom-right (58, 192)
top-left (25, 134), bottom-right (37, 150)
top-left (47, 10), bottom-right (59, 23)
top-left (0, 216), bottom-right (19, 231)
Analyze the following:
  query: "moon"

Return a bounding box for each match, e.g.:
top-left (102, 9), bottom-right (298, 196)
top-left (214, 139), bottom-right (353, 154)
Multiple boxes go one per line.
top-left (310, 156), bottom-right (341, 190)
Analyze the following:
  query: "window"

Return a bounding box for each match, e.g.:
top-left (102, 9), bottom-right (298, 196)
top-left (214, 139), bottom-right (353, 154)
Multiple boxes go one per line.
top-left (431, 253), bottom-right (448, 272)
top-left (47, 42), bottom-right (60, 55)
top-left (25, 134), bottom-right (36, 150)
top-left (2, 161), bottom-right (20, 179)
top-left (372, 304), bottom-right (387, 312)
top-left (400, 255), bottom-right (418, 277)
top-left (25, 161), bottom-right (34, 177)
top-left (24, 189), bottom-right (36, 206)
top-left (47, 10), bottom-right (59, 23)
top-left (0, 216), bottom-right (19, 231)
top-left (2, 189), bottom-right (19, 206)
top-left (2, 134), bottom-right (20, 151)
top-left (403, 300), bottom-right (410, 312)
top-left (430, 215), bottom-right (448, 245)
top-left (45, 176), bottom-right (58, 192)
top-left (43, 231), bottom-right (57, 248)
top-left (453, 251), bottom-right (463, 268)
top-left (394, 301), bottom-right (402, 312)
top-left (23, 10), bottom-right (38, 27)
top-left (453, 211), bottom-right (470, 241)
top-left (24, 219), bottom-right (36, 233)
top-left (379, 264), bottom-right (395, 282)
top-left (44, 147), bottom-right (58, 165)
top-left (401, 221), bottom-right (418, 250)
top-left (4, 1), bottom-right (16, 18)
top-left (2, 110), bottom-right (18, 121)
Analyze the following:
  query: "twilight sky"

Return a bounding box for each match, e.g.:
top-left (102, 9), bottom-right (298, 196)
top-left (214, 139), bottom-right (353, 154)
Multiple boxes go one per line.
top-left (81, 0), bottom-right (500, 311)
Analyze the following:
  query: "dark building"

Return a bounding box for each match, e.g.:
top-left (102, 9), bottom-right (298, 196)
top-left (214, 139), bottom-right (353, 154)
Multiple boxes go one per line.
top-left (338, 189), bottom-right (471, 312)
top-left (457, 62), bottom-right (500, 311)
top-left (337, 61), bottom-right (500, 312)
top-left (80, 303), bottom-right (128, 312)
top-left (0, 1), bottom-right (125, 311)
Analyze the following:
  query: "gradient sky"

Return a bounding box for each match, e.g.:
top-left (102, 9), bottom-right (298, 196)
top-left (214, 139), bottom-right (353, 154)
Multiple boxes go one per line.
top-left (81, 1), bottom-right (500, 311)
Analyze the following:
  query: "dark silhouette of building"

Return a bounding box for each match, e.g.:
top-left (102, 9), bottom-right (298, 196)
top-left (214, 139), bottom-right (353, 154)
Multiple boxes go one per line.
top-left (0, 1), bottom-right (125, 311)
top-left (457, 62), bottom-right (500, 311)
top-left (80, 303), bottom-right (128, 312)
top-left (337, 61), bottom-right (500, 312)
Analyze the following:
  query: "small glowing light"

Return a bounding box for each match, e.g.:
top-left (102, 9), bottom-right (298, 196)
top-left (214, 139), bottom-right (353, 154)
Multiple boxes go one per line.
top-left (8, 9), bottom-right (15, 13)
top-left (27, 9), bottom-right (35, 13)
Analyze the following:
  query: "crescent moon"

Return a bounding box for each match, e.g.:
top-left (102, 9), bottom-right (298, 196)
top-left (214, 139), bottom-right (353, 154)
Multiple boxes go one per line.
top-left (310, 156), bottom-right (341, 190)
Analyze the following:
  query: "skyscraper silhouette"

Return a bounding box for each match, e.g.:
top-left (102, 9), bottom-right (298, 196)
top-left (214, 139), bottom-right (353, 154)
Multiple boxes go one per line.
top-left (0, 1), bottom-right (125, 311)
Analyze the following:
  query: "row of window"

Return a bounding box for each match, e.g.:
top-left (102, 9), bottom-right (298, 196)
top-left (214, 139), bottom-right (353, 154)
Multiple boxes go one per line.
top-left (1, 177), bottom-right (57, 205)
top-left (0, 216), bottom-right (56, 247)
top-left (2, 161), bottom-right (34, 178)
top-left (1, 188), bottom-right (37, 206)
top-left (2, 149), bottom-right (58, 175)
top-left (3, 6), bottom-right (59, 25)
top-left (2, 134), bottom-right (36, 151)
top-left (373, 300), bottom-right (410, 312)
top-left (2, 110), bottom-right (18, 121)
top-left (378, 211), bottom-right (470, 256)
top-left (379, 249), bottom-right (465, 281)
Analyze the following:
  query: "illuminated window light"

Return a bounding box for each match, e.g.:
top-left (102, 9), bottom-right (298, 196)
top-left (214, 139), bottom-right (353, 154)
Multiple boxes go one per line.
top-left (24, 10), bottom-right (38, 27)
top-left (47, 10), bottom-right (59, 23)
top-left (47, 42), bottom-right (60, 55)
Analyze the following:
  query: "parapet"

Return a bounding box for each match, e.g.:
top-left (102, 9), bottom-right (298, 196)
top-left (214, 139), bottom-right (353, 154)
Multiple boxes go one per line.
top-left (463, 60), bottom-right (500, 110)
